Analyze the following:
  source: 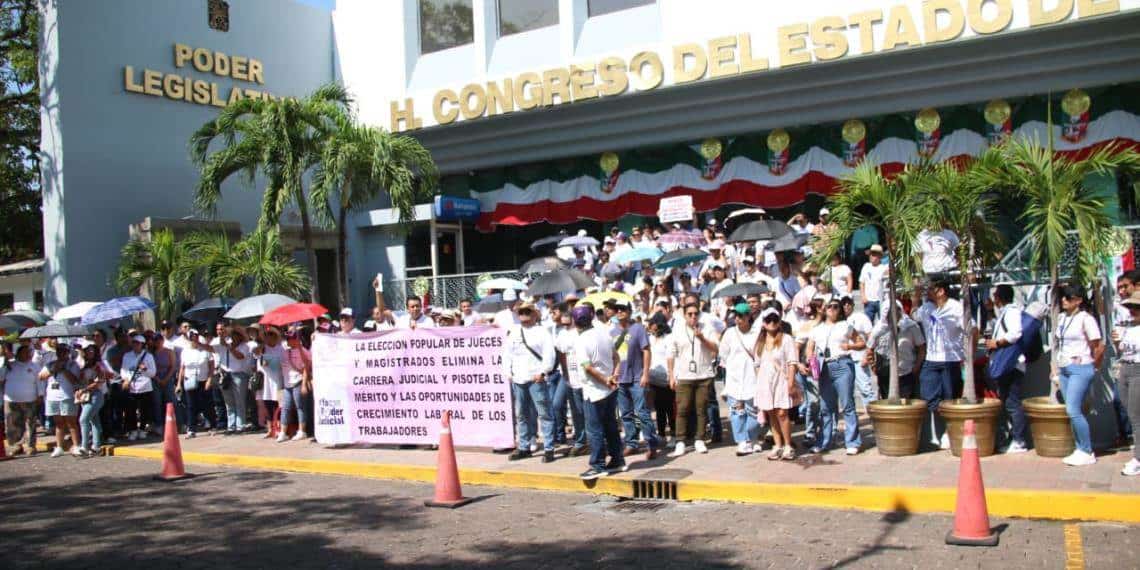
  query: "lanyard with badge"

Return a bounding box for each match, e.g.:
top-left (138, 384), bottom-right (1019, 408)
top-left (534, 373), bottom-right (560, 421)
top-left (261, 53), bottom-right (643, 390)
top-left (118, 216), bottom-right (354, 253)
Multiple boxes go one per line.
top-left (1057, 314), bottom-right (1079, 363)
top-left (687, 327), bottom-right (698, 373)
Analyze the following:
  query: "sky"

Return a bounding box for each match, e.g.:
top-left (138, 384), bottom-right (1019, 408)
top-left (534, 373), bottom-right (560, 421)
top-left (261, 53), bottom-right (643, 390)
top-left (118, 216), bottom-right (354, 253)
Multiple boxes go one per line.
top-left (295, 0), bottom-right (336, 10)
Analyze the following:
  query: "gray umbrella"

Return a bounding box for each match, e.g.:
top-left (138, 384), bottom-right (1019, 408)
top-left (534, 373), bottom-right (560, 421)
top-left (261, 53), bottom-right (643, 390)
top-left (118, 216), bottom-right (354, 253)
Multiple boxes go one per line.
top-left (20, 323), bottom-right (91, 339)
top-left (519, 256), bottom-right (568, 274)
top-left (711, 282), bottom-right (769, 299)
top-left (765, 233), bottom-right (810, 253)
top-left (223, 294), bottom-right (298, 320)
top-left (526, 269), bottom-right (596, 297)
top-left (474, 294), bottom-right (512, 313)
top-left (727, 220), bottom-right (790, 243)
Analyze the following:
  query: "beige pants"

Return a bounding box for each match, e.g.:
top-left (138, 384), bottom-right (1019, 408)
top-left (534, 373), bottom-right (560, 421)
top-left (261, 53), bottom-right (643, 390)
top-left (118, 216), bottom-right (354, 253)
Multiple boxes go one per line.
top-left (5, 401), bottom-right (38, 449)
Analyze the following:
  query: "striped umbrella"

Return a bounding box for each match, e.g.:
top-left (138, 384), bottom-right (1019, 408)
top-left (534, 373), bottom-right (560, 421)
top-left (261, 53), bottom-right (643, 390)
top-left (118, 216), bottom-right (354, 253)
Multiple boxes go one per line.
top-left (657, 229), bottom-right (707, 249)
top-left (80, 296), bottom-right (156, 325)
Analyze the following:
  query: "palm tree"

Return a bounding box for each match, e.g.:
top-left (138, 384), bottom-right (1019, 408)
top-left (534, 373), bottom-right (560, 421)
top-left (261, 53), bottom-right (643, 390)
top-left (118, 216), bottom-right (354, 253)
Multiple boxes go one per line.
top-left (115, 228), bottom-right (193, 322)
top-left (970, 138), bottom-right (1140, 397)
top-left (911, 158), bottom-right (1006, 404)
top-left (184, 229), bottom-right (310, 299)
top-left (189, 83), bottom-right (351, 302)
top-left (813, 162), bottom-right (941, 401)
top-left (312, 113), bottom-right (439, 308)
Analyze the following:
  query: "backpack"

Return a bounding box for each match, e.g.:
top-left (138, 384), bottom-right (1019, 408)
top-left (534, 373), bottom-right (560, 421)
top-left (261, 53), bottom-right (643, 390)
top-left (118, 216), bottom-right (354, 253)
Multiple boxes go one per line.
top-left (1019, 311), bottom-right (1044, 363)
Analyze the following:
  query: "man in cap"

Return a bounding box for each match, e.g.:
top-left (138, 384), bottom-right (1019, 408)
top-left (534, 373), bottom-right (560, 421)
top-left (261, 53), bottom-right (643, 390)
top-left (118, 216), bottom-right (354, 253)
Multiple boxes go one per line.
top-left (666, 301), bottom-right (721, 457)
top-left (916, 278), bottom-right (969, 450)
top-left (858, 244), bottom-right (889, 322)
top-left (571, 304), bottom-right (625, 478)
top-left (502, 302), bottom-right (557, 462)
top-left (494, 289), bottom-right (520, 328)
top-left (554, 302), bottom-right (589, 456)
top-left (985, 284), bottom-right (1028, 453)
top-left (610, 300), bottom-right (658, 459)
top-left (338, 308), bottom-right (358, 334)
top-left (437, 309), bottom-right (460, 327)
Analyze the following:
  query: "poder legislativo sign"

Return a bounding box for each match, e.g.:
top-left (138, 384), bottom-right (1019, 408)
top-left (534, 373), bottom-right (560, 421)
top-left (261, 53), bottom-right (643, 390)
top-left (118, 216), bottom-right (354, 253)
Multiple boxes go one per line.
top-left (311, 326), bottom-right (513, 448)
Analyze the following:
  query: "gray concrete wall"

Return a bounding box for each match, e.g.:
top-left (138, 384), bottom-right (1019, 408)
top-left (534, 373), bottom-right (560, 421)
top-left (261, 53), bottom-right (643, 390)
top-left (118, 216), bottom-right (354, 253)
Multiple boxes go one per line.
top-left (39, 0), bottom-right (334, 311)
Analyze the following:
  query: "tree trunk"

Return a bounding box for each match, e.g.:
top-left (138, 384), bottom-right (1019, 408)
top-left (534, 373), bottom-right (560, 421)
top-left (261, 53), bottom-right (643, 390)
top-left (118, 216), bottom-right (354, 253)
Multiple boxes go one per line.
top-left (961, 241), bottom-right (977, 404)
top-left (1049, 265), bottom-right (1060, 403)
top-left (297, 191), bottom-right (320, 303)
top-left (337, 201), bottom-right (349, 310)
top-left (886, 251), bottom-right (901, 401)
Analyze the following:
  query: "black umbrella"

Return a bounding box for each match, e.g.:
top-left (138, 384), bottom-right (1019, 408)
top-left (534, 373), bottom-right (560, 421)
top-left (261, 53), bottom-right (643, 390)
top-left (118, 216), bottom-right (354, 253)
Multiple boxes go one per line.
top-left (727, 220), bottom-right (791, 243)
top-left (20, 323), bottom-right (91, 339)
top-left (765, 233), bottom-right (810, 253)
top-left (474, 294), bottom-right (512, 313)
top-left (182, 297), bottom-right (238, 322)
top-left (530, 232), bottom-right (569, 252)
top-left (723, 208), bottom-right (768, 233)
top-left (519, 256), bottom-right (568, 274)
top-left (526, 269), bottom-right (596, 297)
top-left (711, 282), bottom-right (769, 299)
top-left (655, 248), bottom-right (709, 269)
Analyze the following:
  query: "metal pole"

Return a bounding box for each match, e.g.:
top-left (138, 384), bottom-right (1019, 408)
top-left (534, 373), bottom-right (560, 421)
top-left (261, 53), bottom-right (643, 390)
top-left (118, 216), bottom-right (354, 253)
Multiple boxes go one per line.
top-left (430, 215), bottom-right (439, 307)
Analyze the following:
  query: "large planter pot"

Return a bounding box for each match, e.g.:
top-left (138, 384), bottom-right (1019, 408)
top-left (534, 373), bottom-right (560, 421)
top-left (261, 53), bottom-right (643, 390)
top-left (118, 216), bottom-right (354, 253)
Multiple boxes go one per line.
top-left (939, 398), bottom-right (1002, 457)
top-left (867, 399), bottom-right (928, 456)
top-left (1023, 396), bottom-right (1075, 458)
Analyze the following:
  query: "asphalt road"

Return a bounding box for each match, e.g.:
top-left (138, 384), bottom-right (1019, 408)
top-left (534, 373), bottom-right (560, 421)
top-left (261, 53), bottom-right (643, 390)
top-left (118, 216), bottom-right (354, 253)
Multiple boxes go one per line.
top-left (0, 455), bottom-right (1134, 569)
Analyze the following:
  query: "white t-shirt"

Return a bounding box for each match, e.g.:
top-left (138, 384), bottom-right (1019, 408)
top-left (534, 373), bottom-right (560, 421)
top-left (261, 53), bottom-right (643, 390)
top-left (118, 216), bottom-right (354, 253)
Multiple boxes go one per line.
top-left (1118, 323), bottom-right (1140, 363)
top-left (556, 328), bottom-right (583, 389)
top-left (493, 309), bottom-right (519, 328)
top-left (810, 321), bottom-right (854, 360)
top-left (385, 313), bottom-right (435, 329)
top-left (666, 322), bottom-right (721, 381)
top-left (257, 343), bottom-right (286, 401)
top-left (283, 347), bottom-right (310, 388)
top-left (828, 264), bottom-right (853, 297)
top-left (859, 262), bottom-right (889, 303)
top-left (916, 299), bottom-right (967, 363)
top-left (1055, 311), bottom-right (1101, 366)
top-left (2, 360), bottom-right (42, 402)
top-left (180, 346), bottom-right (213, 390)
top-left (44, 360), bottom-right (81, 402)
top-left (215, 341), bottom-right (253, 374)
top-left (847, 312), bottom-right (874, 363)
top-left (718, 325), bottom-right (760, 400)
top-left (991, 304), bottom-right (1026, 372)
top-left (574, 326), bottom-right (617, 402)
top-left (869, 316), bottom-right (926, 376)
top-left (918, 229), bottom-right (960, 274)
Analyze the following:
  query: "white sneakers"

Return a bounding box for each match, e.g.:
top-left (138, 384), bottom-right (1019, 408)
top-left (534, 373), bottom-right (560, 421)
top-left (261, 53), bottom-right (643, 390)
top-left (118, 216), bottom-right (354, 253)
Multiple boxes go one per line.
top-left (276, 433), bottom-right (288, 443)
top-left (845, 447), bottom-right (859, 456)
top-left (939, 433), bottom-right (951, 450)
top-left (70, 446), bottom-right (84, 457)
top-left (735, 442), bottom-right (752, 456)
top-left (290, 432), bottom-right (307, 442)
top-left (1062, 450), bottom-right (1097, 467)
top-left (668, 442), bottom-right (686, 457)
top-left (50, 447), bottom-right (64, 458)
top-left (1122, 458), bottom-right (1140, 476)
top-left (1002, 441), bottom-right (1029, 454)
top-left (751, 443), bottom-right (764, 454)
top-left (694, 440), bottom-right (708, 454)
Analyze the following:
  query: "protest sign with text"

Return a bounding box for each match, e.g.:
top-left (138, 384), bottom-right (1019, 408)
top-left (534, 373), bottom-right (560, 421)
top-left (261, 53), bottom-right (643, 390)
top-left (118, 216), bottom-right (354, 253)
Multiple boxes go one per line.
top-left (312, 326), bottom-right (513, 447)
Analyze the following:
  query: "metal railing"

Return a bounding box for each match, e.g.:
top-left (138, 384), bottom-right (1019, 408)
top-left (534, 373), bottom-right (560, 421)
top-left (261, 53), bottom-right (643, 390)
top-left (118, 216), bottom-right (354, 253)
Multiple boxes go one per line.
top-left (381, 269), bottom-right (522, 310)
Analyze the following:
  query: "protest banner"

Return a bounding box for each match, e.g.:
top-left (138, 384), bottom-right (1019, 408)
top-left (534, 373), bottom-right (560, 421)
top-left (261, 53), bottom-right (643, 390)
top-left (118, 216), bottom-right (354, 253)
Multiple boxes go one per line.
top-left (311, 326), bottom-right (513, 447)
top-left (657, 195), bottom-right (694, 224)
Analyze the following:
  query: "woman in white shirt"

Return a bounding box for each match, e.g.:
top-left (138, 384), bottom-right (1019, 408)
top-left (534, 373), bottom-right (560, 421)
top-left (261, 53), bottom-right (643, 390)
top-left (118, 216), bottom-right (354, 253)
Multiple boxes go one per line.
top-left (804, 299), bottom-right (865, 455)
top-left (40, 343), bottom-right (82, 457)
top-left (177, 331), bottom-right (214, 438)
top-left (3, 345), bottom-right (42, 455)
top-left (77, 344), bottom-right (110, 455)
top-left (254, 326), bottom-right (286, 439)
top-left (793, 299), bottom-right (824, 447)
top-left (1112, 291), bottom-right (1140, 476)
top-left (1054, 285), bottom-right (1104, 466)
top-left (719, 304), bottom-right (762, 456)
top-left (646, 312), bottom-right (675, 444)
top-left (754, 307), bottom-right (801, 460)
top-left (279, 330), bottom-right (312, 442)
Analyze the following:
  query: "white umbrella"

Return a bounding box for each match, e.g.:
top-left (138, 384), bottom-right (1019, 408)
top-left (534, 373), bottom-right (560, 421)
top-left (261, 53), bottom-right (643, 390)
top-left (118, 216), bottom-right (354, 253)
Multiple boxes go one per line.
top-left (476, 278), bottom-right (528, 292)
top-left (53, 301), bottom-right (102, 321)
top-left (223, 294), bottom-right (298, 320)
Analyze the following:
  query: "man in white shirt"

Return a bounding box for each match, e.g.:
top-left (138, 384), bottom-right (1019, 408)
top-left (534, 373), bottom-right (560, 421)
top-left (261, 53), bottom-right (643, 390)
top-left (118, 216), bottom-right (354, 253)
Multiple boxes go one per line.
top-left (571, 304), bottom-right (624, 479)
top-left (458, 298), bottom-right (481, 326)
top-left (915, 278), bottom-right (968, 449)
top-left (827, 253), bottom-right (854, 299)
top-left (917, 227), bottom-right (960, 275)
top-left (859, 244), bottom-right (889, 322)
top-left (666, 301), bottom-right (721, 457)
top-left (842, 296), bottom-right (878, 405)
top-left (984, 284), bottom-right (1029, 453)
top-left (493, 289), bottom-right (520, 328)
top-left (502, 302), bottom-right (557, 462)
top-left (215, 327), bottom-right (253, 433)
top-left (394, 297), bottom-right (435, 329)
top-left (338, 308), bottom-right (359, 334)
top-left (868, 301), bottom-right (925, 400)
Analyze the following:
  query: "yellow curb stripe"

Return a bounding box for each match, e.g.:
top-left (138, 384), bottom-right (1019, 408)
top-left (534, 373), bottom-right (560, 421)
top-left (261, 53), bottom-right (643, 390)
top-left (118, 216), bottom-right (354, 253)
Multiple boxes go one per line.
top-left (112, 447), bottom-right (1140, 523)
top-left (1063, 524), bottom-right (1085, 569)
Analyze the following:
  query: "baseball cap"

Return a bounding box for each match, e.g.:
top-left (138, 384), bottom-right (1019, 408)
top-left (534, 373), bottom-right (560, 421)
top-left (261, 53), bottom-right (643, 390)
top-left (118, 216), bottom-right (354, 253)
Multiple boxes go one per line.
top-left (131, 335), bottom-right (146, 343)
top-left (710, 240), bottom-right (725, 250)
top-left (759, 307), bottom-right (780, 321)
top-left (869, 244), bottom-right (884, 254)
top-left (820, 207), bottom-right (830, 215)
top-left (603, 236), bottom-right (615, 244)
top-left (611, 300), bottom-right (632, 312)
top-left (571, 305), bottom-right (594, 326)
top-left (733, 302), bottom-right (751, 316)
top-left (339, 308), bottom-right (354, 318)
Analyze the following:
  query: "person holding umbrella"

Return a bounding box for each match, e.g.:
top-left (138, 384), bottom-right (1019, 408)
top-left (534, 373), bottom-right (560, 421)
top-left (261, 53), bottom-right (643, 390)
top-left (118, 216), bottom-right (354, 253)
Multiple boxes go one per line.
top-left (119, 335), bottom-right (156, 441)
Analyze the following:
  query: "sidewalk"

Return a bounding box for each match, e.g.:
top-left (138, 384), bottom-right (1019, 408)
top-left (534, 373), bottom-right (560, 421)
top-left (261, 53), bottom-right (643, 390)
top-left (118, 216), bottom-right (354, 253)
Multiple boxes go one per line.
top-left (105, 422), bottom-right (1140, 523)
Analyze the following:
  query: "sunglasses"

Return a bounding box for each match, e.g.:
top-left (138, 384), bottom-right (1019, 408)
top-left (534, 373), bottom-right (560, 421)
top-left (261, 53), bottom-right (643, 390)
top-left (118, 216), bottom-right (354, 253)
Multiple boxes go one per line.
top-left (763, 316), bottom-right (781, 324)
top-left (827, 304), bottom-right (841, 310)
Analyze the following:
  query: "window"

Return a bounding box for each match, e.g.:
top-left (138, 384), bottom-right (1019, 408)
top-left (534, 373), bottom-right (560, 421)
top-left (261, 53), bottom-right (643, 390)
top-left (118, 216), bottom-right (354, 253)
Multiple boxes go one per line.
top-left (498, 0), bottom-right (558, 36)
top-left (587, 0), bottom-right (654, 17)
top-left (34, 290), bottom-right (43, 311)
top-left (419, 0), bottom-right (474, 55)
top-left (0, 293), bottom-right (12, 312)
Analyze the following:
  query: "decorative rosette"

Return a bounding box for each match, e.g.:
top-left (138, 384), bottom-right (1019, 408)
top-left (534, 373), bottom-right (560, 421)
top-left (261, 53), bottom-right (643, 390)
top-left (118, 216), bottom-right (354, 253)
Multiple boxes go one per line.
top-left (699, 138), bottom-right (723, 180)
top-left (984, 99), bottom-right (1012, 145)
top-left (766, 129), bottom-right (790, 175)
top-left (599, 152), bottom-right (620, 193)
top-left (841, 119), bottom-right (866, 167)
top-left (1061, 88), bottom-right (1090, 143)
top-left (915, 108), bottom-right (941, 158)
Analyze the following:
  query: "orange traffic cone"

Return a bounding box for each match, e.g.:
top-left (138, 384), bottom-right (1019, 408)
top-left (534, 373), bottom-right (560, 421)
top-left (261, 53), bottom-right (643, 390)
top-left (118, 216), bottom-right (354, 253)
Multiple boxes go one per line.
top-left (946, 419), bottom-right (998, 546)
top-left (0, 426), bottom-right (12, 461)
top-left (155, 402), bottom-right (193, 482)
top-left (424, 411), bottom-right (473, 508)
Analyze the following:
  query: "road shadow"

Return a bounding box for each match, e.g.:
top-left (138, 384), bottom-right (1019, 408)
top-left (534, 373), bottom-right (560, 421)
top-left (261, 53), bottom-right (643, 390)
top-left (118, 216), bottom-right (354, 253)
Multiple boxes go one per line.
top-left (831, 501), bottom-right (914, 568)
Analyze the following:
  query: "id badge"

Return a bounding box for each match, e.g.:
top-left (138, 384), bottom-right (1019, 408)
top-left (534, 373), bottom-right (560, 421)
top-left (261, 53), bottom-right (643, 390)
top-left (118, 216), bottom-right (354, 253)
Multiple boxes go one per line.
top-left (688, 361), bottom-right (697, 374)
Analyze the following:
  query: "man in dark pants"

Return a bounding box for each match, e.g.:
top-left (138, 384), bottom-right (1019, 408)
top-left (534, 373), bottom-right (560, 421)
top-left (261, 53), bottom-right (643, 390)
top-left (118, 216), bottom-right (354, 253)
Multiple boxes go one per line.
top-left (915, 279), bottom-right (968, 450)
top-left (985, 285), bottom-right (1029, 453)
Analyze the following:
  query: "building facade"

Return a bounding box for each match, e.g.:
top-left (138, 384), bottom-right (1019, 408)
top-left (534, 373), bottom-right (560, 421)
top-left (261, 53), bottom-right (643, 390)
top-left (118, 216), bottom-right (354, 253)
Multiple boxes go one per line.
top-left (39, 0), bottom-right (1140, 315)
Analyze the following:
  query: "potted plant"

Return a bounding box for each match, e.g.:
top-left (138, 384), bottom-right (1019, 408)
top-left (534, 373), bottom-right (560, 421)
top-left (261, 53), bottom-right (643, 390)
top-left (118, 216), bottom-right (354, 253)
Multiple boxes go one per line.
top-left (972, 119), bottom-right (1140, 457)
top-left (814, 162), bottom-right (937, 456)
top-left (911, 159), bottom-right (1006, 457)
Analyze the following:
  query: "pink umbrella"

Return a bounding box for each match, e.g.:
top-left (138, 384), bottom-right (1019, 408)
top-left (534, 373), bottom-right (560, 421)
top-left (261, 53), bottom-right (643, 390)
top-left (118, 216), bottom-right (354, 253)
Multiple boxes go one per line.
top-left (657, 229), bottom-right (707, 249)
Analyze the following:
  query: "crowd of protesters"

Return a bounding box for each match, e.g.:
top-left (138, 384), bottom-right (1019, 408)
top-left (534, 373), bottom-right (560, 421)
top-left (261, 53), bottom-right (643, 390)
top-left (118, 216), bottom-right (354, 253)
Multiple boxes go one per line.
top-left (3, 211), bottom-right (1138, 480)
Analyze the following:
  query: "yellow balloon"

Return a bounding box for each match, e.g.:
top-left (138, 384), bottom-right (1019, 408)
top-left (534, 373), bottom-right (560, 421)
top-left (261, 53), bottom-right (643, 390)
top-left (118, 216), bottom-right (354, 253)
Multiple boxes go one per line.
top-left (984, 99), bottom-right (1011, 126)
top-left (767, 129), bottom-right (790, 153)
top-left (842, 120), bottom-right (866, 145)
top-left (1062, 89), bottom-right (1091, 117)
top-left (915, 108), bottom-right (941, 135)
top-left (600, 152), bottom-right (620, 175)
top-left (700, 138), bottom-right (723, 161)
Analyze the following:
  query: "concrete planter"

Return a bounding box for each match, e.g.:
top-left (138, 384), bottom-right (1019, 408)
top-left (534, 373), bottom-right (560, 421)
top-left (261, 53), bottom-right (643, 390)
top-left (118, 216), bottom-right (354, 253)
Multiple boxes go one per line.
top-left (939, 398), bottom-right (1003, 457)
top-left (867, 399), bottom-right (928, 456)
top-left (1022, 396), bottom-right (1075, 458)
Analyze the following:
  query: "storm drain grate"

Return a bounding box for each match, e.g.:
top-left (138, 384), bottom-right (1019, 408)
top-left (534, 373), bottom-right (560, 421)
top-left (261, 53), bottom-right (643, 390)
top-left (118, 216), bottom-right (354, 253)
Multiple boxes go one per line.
top-left (631, 479), bottom-right (678, 500)
top-left (609, 500), bottom-right (670, 513)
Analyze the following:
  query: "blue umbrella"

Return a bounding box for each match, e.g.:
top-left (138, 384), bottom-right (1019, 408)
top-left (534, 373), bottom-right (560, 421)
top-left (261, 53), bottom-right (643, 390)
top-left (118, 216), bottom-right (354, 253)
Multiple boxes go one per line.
top-left (614, 246), bottom-right (664, 265)
top-left (654, 248), bottom-right (709, 269)
top-left (81, 296), bottom-right (156, 325)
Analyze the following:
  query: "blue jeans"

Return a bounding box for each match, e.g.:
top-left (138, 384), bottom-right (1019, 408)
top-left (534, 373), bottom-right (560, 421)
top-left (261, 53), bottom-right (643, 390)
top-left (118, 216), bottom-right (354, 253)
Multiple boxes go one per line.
top-left (796, 371), bottom-right (819, 441)
top-left (1108, 366), bottom-right (1133, 438)
top-left (513, 381), bottom-right (556, 452)
top-left (920, 360), bottom-right (960, 443)
top-left (546, 370), bottom-right (568, 444)
top-left (1059, 363), bottom-right (1095, 454)
top-left (864, 301), bottom-right (881, 323)
top-left (995, 369), bottom-right (1028, 447)
top-left (156, 378), bottom-right (183, 430)
top-left (568, 388), bottom-right (588, 448)
top-left (280, 384), bottom-right (307, 436)
top-left (221, 372), bottom-right (250, 431)
top-left (617, 382), bottom-right (659, 450)
top-left (583, 391), bottom-right (623, 471)
top-left (182, 388), bottom-right (206, 433)
top-left (708, 375), bottom-right (723, 440)
top-left (853, 361), bottom-right (878, 405)
top-left (725, 395), bottom-right (760, 444)
top-left (819, 359), bottom-right (860, 450)
top-left (79, 391), bottom-right (105, 449)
